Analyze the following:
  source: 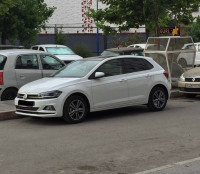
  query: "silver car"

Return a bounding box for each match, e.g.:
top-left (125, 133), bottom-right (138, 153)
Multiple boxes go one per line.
top-left (0, 49), bottom-right (65, 100)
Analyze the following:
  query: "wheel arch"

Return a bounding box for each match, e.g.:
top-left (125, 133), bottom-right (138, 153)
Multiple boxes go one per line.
top-left (149, 84), bottom-right (169, 100)
top-left (63, 92), bottom-right (91, 113)
top-left (1, 87), bottom-right (18, 100)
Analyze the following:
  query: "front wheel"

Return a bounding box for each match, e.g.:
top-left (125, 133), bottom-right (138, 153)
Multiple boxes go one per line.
top-left (148, 87), bottom-right (167, 111)
top-left (63, 95), bottom-right (88, 124)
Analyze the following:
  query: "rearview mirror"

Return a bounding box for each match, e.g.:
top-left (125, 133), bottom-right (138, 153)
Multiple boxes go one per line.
top-left (94, 72), bottom-right (105, 79)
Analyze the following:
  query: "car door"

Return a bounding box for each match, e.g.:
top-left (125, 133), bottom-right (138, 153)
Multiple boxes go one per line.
top-left (90, 59), bottom-right (129, 110)
top-left (15, 54), bottom-right (42, 88)
top-left (39, 54), bottom-right (65, 77)
top-left (123, 58), bottom-right (154, 103)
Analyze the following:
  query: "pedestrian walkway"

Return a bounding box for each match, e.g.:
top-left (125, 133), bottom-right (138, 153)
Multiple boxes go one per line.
top-left (0, 100), bottom-right (21, 121)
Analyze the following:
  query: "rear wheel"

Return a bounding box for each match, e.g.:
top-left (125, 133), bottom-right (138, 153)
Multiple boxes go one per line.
top-left (1, 88), bottom-right (18, 101)
top-left (148, 86), bottom-right (167, 111)
top-left (63, 95), bottom-right (88, 124)
top-left (178, 58), bottom-right (187, 68)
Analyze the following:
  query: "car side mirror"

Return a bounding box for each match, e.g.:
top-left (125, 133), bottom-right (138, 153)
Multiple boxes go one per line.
top-left (94, 72), bottom-right (105, 79)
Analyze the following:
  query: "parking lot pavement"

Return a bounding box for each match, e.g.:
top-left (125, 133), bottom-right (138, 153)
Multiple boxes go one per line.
top-left (0, 100), bottom-right (22, 121)
top-left (135, 157), bottom-right (200, 174)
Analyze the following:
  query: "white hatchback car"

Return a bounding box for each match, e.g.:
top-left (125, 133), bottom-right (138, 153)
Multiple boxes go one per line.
top-left (31, 44), bottom-right (83, 64)
top-left (15, 56), bottom-right (170, 123)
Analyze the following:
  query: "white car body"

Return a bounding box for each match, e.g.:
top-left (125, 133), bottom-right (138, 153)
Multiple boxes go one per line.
top-left (127, 44), bottom-right (146, 49)
top-left (15, 56), bottom-right (170, 123)
top-left (31, 44), bottom-right (82, 64)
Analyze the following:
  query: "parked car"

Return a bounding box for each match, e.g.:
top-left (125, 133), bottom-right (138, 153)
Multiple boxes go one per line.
top-left (127, 44), bottom-right (146, 49)
top-left (101, 47), bottom-right (144, 57)
top-left (31, 44), bottom-right (82, 64)
top-left (0, 49), bottom-right (65, 100)
top-left (177, 43), bottom-right (200, 68)
top-left (178, 66), bottom-right (200, 97)
top-left (15, 55), bottom-right (170, 123)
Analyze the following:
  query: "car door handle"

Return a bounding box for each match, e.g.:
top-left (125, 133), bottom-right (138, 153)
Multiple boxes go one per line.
top-left (19, 75), bottom-right (25, 79)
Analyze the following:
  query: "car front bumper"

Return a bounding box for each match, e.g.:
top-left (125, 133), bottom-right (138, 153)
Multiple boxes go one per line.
top-left (178, 81), bottom-right (200, 94)
top-left (15, 97), bottom-right (63, 118)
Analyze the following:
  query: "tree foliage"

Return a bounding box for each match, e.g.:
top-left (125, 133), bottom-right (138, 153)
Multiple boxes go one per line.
top-left (190, 17), bottom-right (200, 42)
top-left (88, 0), bottom-right (200, 36)
top-left (55, 29), bottom-right (67, 45)
top-left (0, 0), bottom-right (55, 46)
top-left (0, 0), bottom-right (19, 17)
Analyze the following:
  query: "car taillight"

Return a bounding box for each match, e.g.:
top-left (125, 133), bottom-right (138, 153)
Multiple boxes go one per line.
top-left (0, 72), bottom-right (3, 85)
top-left (163, 71), bottom-right (168, 80)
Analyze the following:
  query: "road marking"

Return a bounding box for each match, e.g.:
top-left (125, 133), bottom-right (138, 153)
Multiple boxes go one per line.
top-left (134, 157), bottom-right (200, 174)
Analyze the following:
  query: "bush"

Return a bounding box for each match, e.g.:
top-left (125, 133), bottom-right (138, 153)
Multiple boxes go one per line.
top-left (55, 30), bottom-right (67, 45)
top-left (74, 44), bottom-right (93, 58)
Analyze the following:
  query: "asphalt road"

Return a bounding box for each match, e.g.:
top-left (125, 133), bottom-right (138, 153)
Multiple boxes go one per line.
top-left (1, 98), bottom-right (200, 174)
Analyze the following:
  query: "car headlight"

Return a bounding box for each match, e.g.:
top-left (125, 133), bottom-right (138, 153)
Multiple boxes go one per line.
top-left (38, 90), bottom-right (62, 99)
top-left (179, 73), bottom-right (185, 82)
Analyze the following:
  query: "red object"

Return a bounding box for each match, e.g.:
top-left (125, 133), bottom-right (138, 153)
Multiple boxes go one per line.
top-left (0, 72), bottom-right (3, 85)
top-left (163, 71), bottom-right (168, 80)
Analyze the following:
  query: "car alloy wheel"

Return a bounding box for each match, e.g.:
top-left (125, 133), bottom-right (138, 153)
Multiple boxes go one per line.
top-left (63, 95), bottom-right (88, 123)
top-left (68, 99), bottom-right (85, 121)
top-left (148, 87), bottom-right (167, 111)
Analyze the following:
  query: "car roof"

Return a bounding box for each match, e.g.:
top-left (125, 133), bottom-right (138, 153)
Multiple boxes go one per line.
top-left (32, 44), bottom-right (67, 47)
top-left (0, 49), bottom-right (50, 56)
top-left (105, 47), bottom-right (144, 52)
top-left (79, 55), bottom-right (152, 61)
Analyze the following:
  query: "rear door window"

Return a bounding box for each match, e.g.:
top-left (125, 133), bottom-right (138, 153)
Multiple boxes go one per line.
top-left (16, 55), bottom-right (39, 69)
top-left (0, 55), bottom-right (7, 70)
top-left (123, 58), bottom-right (153, 73)
top-left (31, 46), bottom-right (38, 50)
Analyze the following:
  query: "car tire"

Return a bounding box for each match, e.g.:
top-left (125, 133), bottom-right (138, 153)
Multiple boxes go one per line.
top-left (148, 86), bottom-right (167, 111)
top-left (63, 95), bottom-right (88, 124)
top-left (178, 58), bottom-right (187, 68)
top-left (1, 88), bottom-right (18, 101)
top-left (185, 94), bottom-right (196, 98)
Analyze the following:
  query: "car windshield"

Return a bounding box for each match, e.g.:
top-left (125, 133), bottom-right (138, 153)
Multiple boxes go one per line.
top-left (101, 50), bottom-right (120, 56)
top-left (46, 47), bottom-right (75, 55)
top-left (52, 60), bottom-right (101, 78)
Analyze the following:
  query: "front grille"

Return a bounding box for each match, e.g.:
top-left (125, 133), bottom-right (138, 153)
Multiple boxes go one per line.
top-left (16, 105), bottom-right (39, 111)
top-left (185, 78), bottom-right (200, 82)
top-left (179, 87), bottom-right (200, 92)
top-left (18, 93), bottom-right (41, 99)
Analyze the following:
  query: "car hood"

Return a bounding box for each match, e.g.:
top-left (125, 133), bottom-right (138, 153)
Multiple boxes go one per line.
top-left (19, 77), bottom-right (81, 94)
top-left (55, 54), bottom-right (83, 61)
top-left (184, 67), bottom-right (200, 77)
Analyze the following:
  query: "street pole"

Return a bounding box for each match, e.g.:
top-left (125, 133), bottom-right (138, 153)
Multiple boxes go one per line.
top-left (97, 0), bottom-right (100, 56)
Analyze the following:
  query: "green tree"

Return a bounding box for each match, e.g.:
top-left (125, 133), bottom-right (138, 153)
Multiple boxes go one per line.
top-left (0, 0), bottom-right (19, 17)
top-left (190, 17), bottom-right (200, 42)
top-left (0, 0), bottom-right (55, 46)
top-left (88, 0), bottom-right (200, 36)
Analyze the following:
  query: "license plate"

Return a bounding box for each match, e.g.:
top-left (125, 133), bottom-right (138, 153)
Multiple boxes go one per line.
top-left (18, 100), bottom-right (34, 106)
top-left (186, 84), bottom-right (200, 88)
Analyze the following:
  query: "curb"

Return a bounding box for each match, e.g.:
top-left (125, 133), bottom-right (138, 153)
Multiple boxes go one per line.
top-left (0, 111), bottom-right (24, 121)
